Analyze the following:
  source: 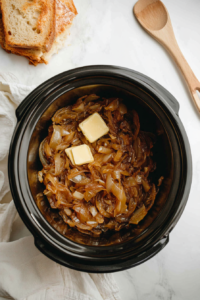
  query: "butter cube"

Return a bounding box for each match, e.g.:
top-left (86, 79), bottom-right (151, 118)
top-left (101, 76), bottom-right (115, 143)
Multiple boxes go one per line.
top-left (79, 113), bottom-right (109, 143)
top-left (65, 145), bottom-right (94, 165)
top-left (72, 144), bottom-right (94, 165)
top-left (65, 147), bottom-right (75, 165)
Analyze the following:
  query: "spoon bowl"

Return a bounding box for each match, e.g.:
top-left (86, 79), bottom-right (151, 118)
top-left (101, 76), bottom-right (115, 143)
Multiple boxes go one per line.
top-left (134, 0), bottom-right (168, 31)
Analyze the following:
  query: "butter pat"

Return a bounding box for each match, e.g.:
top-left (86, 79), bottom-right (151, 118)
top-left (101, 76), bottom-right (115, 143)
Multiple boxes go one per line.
top-left (72, 144), bottom-right (94, 165)
top-left (65, 147), bottom-right (75, 165)
top-left (79, 113), bottom-right (109, 143)
top-left (65, 145), bottom-right (94, 165)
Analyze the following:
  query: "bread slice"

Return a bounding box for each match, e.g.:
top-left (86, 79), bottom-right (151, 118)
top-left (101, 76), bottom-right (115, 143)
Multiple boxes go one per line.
top-left (0, 0), bottom-right (77, 65)
top-left (1, 0), bottom-right (56, 52)
top-left (39, 0), bottom-right (78, 64)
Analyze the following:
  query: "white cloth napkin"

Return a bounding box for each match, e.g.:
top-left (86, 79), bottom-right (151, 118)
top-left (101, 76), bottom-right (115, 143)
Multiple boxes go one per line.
top-left (0, 72), bottom-right (121, 300)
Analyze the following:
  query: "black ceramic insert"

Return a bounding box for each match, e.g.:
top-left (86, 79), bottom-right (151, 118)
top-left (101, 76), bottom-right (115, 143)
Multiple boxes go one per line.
top-left (8, 66), bottom-right (192, 273)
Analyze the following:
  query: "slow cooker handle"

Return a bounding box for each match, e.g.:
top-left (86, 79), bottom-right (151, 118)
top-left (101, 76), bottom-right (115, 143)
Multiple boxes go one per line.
top-left (16, 83), bottom-right (50, 121)
top-left (141, 235), bottom-right (169, 261)
top-left (160, 89), bottom-right (180, 115)
top-left (16, 92), bottom-right (39, 121)
top-left (146, 80), bottom-right (180, 114)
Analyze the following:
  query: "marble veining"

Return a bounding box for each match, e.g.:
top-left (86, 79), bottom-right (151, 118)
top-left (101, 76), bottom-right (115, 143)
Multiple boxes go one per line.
top-left (1, 0), bottom-right (200, 299)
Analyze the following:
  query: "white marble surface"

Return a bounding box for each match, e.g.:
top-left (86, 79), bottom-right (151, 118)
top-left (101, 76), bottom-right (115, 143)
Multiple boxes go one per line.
top-left (1, 0), bottom-right (200, 299)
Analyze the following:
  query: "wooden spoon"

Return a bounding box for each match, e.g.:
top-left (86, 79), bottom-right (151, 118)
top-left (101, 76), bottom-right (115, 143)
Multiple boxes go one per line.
top-left (134, 0), bottom-right (200, 112)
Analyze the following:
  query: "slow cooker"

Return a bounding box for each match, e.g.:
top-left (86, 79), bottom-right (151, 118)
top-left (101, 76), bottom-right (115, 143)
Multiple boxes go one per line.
top-left (8, 65), bottom-right (192, 273)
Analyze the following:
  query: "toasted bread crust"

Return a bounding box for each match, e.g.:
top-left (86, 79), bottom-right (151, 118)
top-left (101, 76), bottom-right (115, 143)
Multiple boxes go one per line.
top-left (1, 0), bottom-right (56, 52)
top-left (64, 0), bottom-right (77, 15)
top-left (40, 0), bottom-right (77, 64)
top-left (42, 0), bottom-right (56, 52)
top-left (0, 16), bottom-right (4, 48)
top-left (56, 0), bottom-right (77, 36)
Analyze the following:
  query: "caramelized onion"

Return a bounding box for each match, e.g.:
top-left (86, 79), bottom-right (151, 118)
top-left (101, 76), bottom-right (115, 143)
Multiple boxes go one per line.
top-left (102, 153), bottom-right (113, 164)
top-left (56, 142), bottom-right (70, 151)
top-left (105, 99), bottom-right (119, 111)
top-left (87, 220), bottom-right (98, 227)
top-left (132, 110), bottom-right (140, 140)
top-left (44, 139), bottom-right (52, 157)
top-left (97, 146), bottom-right (113, 154)
top-left (38, 94), bottom-right (162, 236)
top-left (70, 174), bottom-right (86, 183)
top-left (72, 102), bottom-right (85, 112)
top-left (112, 170), bottom-right (121, 181)
top-left (106, 173), bottom-right (127, 215)
top-left (50, 125), bottom-right (62, 150)
top-left (68, 169), bottom-right (88, 180)
top-left (54, 153), bottom-right (65, 176)
top-left (118, 102), bottom-right (127, 114)
top-left (74, 204), bottom-right (93, 224)
top-left (38, 171), bottom-right (43, 183)
top-left (84, 184), bottom-right (105, 202)
top-left (64, 208), bottom-right (72, 216)
top-left (96, 199), bottom-right (111, 218)
top-left (84, 94), bottom-right (100, 103)
top-left (56, 190), bottom-right (73, 207)
top-left (125, 176), bottom-right (137, 187)
top-left (111, 182), bottom-right (127, 215)
top-left (73, 191), bottom-right (84, 200)
top-left (158, 176), bottom-right (164, 187)
top-left (142, 179), bottom-right (151, 192)
top-left (145, 184), bottom-right (157, 210)
top-left (129, 205), bottom-right (147, 224)
top-left (63, 131), bottom-right (75, 142)
top-left (106, 173), bottom-right (113, 193)
top-left (89, 206), bottom-right (98, 217)
top-left (52, 108), bottom-right (77, 123)
top-left (114, 150), bottom-right (123, 162)
top-left (60, 126), bottom-right (70, 136)
top-left (39, 138), bottom-right (49, 166)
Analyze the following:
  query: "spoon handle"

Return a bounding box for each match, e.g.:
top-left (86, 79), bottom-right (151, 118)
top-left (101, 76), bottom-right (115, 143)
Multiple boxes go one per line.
top-left (152, 21), bottom-right (200, 112)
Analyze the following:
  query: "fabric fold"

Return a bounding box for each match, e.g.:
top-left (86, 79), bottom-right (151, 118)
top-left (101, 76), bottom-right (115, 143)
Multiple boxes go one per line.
top-left (0, 72), bottom-right (121, 300)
